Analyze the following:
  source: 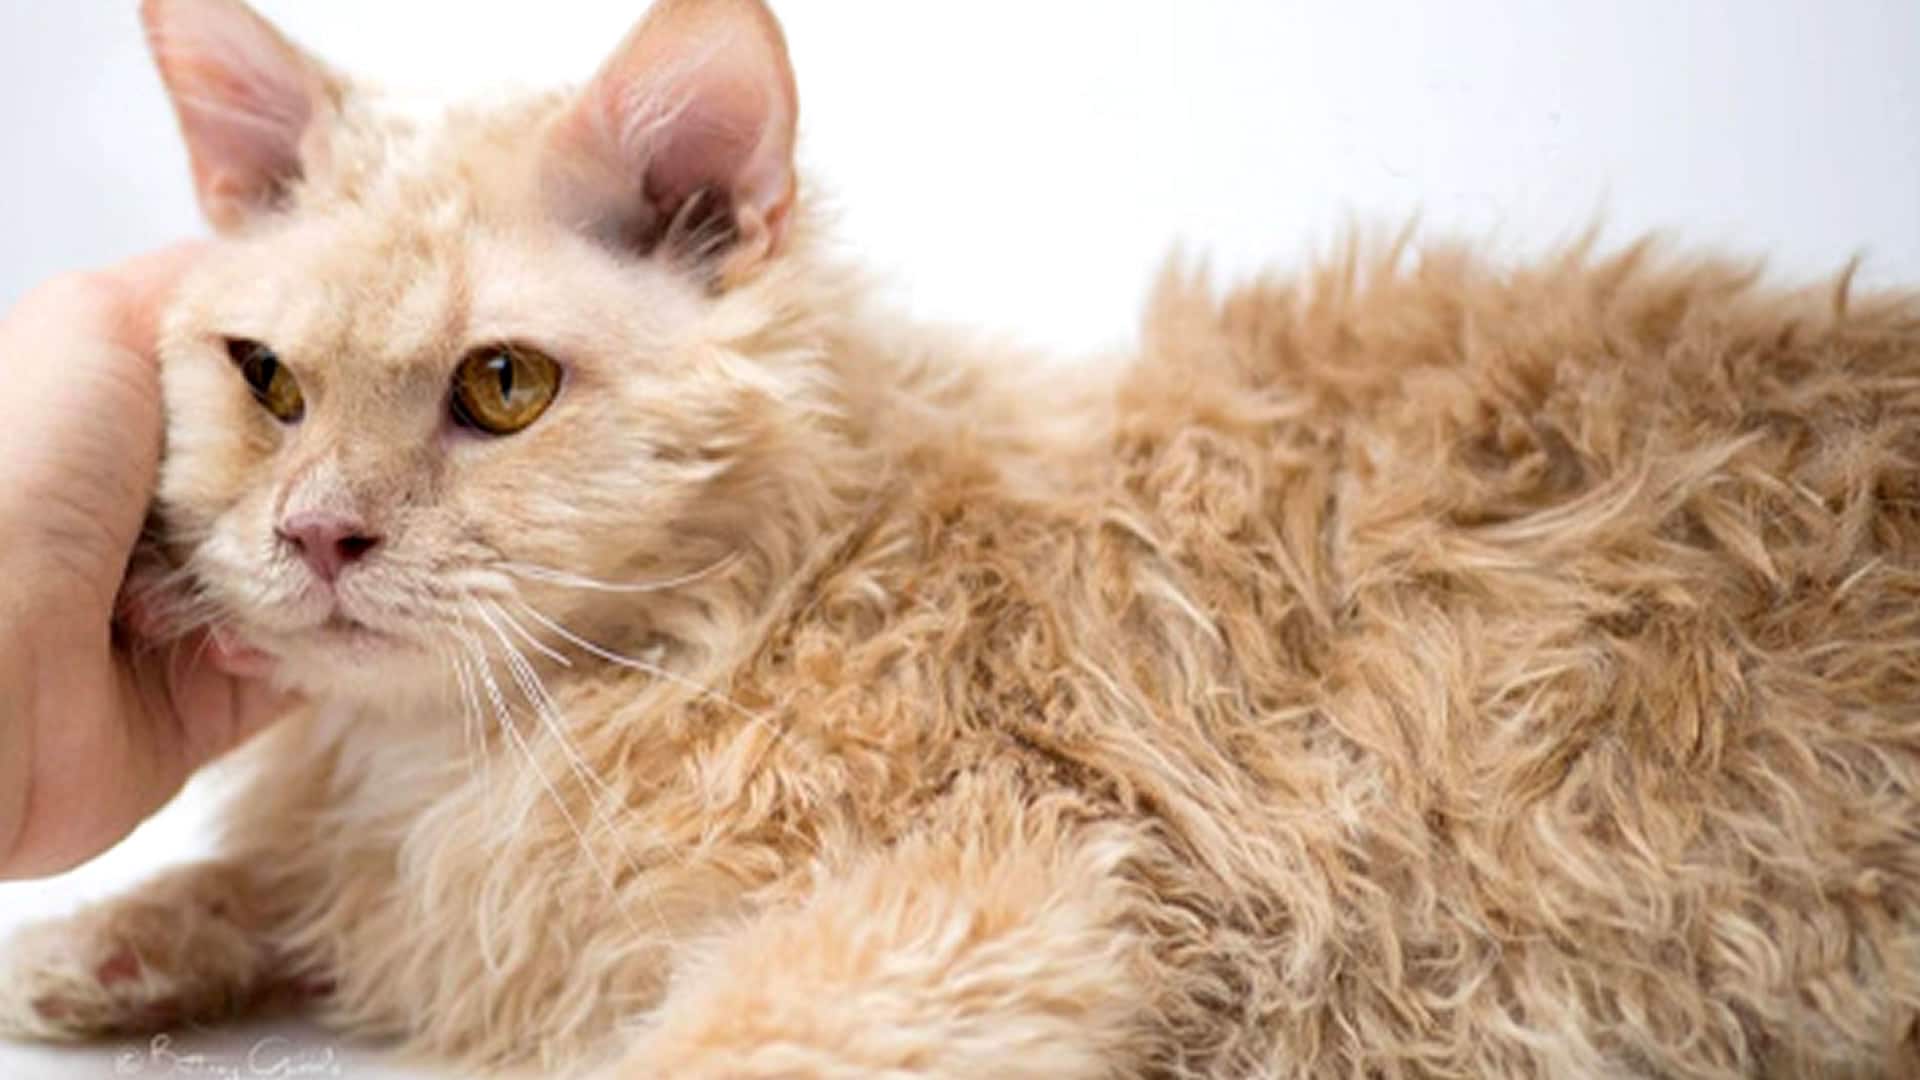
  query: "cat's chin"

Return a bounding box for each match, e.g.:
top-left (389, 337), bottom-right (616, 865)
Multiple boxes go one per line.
top-left (258, 619), bottom-right (445, 703)
top-left (274, 654), bottom-right (448, 712)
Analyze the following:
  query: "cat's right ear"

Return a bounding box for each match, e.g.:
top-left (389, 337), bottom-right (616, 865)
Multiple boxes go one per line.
top-left (542, 0), bottom-right (799, 287)
top-left (141, 0), bottom-right (342, 232)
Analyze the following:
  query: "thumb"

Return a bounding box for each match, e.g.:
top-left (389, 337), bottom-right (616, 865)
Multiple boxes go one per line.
top-left (101, 241), bottom-right (210, 357)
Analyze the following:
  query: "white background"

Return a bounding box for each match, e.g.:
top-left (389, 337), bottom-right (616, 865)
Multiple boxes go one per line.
top-left (2, 2), bottom-right (1917, 1077)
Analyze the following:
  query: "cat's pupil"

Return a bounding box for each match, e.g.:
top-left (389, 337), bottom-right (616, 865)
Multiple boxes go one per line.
top-left (491, 354), bottom-right (513, 400)
top-left (231, 340), bottom-right (279, 393)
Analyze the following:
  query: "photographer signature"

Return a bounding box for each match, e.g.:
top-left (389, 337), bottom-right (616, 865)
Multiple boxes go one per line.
top-left (113, 1033), bottom-right (345, 1078)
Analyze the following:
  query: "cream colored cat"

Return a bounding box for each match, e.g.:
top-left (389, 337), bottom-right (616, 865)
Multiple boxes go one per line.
top-left (4, 0), bottom-right (1919, 1076)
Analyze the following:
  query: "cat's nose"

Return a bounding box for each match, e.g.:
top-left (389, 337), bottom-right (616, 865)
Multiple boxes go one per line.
top-left (277, 511), bottom-right (382, 584)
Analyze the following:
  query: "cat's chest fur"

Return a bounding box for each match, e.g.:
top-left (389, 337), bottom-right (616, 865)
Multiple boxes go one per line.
top-left (229, 694), bottom-right (754, 1064)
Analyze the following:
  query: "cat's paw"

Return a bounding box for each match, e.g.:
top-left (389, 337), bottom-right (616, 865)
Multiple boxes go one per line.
top-left (0, 866), bottom-right (279, 1042)
top-left (0, 914), bottom-right (192, 1040)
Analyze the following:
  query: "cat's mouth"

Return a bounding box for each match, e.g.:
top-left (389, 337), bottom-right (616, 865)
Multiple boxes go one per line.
top-left (262, 611), bottom-right (407, 659)
top-left (213, 606), bottom-right (421, 688)
top-left (210, 585), bottom-right (424, 676)
top-left (315, 612), bottom-right (401, 646)
top-left (199, 614), bottom-right (397, 679)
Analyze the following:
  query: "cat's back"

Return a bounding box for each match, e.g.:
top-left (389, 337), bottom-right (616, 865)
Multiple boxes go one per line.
top-left (818, 240), bottom-right (1920, 1074)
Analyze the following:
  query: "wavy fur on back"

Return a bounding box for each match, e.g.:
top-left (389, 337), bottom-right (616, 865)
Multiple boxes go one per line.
top-left (1104, 240), bottom-right (1920, 1075)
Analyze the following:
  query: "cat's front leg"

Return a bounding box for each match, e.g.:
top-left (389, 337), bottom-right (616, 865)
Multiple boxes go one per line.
top-left (0, 857), bottom-right (313, 1040)
top-left (603, 821), bottom-right (1157, 1080)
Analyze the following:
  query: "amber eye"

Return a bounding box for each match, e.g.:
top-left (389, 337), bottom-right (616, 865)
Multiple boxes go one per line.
top-left (226, 338), bottom-right (304, 423)
top-left (451, 345), bottom-right (562, 436)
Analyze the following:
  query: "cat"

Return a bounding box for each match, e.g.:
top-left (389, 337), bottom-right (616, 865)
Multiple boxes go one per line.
top-left (3, 0), bottom-right (1919, 1076)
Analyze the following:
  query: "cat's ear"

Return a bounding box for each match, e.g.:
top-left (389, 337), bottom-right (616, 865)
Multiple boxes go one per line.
top-left (544, 0), bottom-right (799, 285)
top-left (140, 0), bottom-right (342, 231)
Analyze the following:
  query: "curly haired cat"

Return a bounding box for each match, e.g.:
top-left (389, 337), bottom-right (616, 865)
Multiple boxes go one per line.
top-left (4, 0), bottom-right (1919, 1076)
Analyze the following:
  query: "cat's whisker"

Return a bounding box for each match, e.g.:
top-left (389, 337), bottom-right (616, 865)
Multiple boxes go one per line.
top-left (439, 640), bottom-right (509, 953)
top-left (484, 600), bottom-right (574, 669)
top-left (456, 601), bottom-right (677, 948)
top-left (509, 600), bottom-right (783, 746)
top-left (469, 601), bottom-right (700, 896)
top-left (443, 629), bottom-right (535, 981)
top-left (457, 621), bottom-right (606, 880)
top-left (470, 599), bottom-right (691, 882)
top-left (471, 599), bottom-right (613, 805)
top-left (494, 552), bottom-right (742, 596)
top-left (497, 601), bottom-right (793, 880)
top-left (442, 639), bottom-right (488, 783)
top-left (450, 620), bottom-right (545, 831)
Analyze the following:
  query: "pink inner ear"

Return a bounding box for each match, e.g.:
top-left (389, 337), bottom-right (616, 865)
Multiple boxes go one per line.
top-left (643, 86), bottom-right (777, 219)
top-left (546, 0), bottom-right (798, 265)
top-left (142, 0), bottom-right (333, 230)
top-left (178, 55), bottom-right (313, 206)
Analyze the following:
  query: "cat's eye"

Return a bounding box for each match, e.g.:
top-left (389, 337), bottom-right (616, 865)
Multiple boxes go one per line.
top-left (451, 345), bottom-right (562, 436)
top-left (226, 338), bottom-right (305, 423)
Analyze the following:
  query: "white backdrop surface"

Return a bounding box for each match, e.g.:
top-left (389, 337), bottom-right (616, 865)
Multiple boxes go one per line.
top-left (1, 2), bottom-right (1916, 1077)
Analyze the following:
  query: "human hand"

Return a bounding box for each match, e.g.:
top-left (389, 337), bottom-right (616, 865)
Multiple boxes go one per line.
top-left (0, 246), bottom-right (295, 880)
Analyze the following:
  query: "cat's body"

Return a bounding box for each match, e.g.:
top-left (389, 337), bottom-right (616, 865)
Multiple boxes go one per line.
top-left (4, 0), bottom-right (1920, 1076)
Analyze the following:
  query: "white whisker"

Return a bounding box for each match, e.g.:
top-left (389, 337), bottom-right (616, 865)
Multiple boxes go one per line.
top-left (444, 641), bottom-right (489, 784)
top-left (452, 621), bottom-right (536, 831)
top-left (471, 599), bottom-right (611, 804)
top-left (487, 600), bottom-right (574, 669)
top-left (458, 623), bottom-right (602, 876)
top-left (438, 642), bottom-right (508, 978)
top-left (457, 599), bottom-right (677, 948)
top-left (510, 600), bottom-right (780, 739)
top-left (496, 552), bottom-right (741, 595)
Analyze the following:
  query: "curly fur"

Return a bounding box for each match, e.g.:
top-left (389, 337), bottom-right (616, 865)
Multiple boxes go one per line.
top-left (5, 1), bottom-right (1920, 1077)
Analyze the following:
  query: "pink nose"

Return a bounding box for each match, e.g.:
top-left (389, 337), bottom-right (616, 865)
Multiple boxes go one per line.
top-left (276, 511), bottom-right (382, 584)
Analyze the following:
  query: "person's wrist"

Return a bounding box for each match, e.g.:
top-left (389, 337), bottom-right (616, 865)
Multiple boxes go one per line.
top-left (0, 500), bottom-right (64, 689)
top-left (0, 500), bottom-right (111, 658)
top-left (0, 527), bottom-right (48, 876)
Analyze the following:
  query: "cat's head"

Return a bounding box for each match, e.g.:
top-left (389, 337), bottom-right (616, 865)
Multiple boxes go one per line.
top-left (140, 0), bottom-right (853, 702)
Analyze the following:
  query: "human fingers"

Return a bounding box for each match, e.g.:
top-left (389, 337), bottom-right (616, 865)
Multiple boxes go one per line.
top-left (101, 240), bottom-right (210, 356)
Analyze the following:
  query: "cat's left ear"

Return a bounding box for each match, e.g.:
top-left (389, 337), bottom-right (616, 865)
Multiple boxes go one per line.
top-left (141, 0), bottom-right (343, 232)
top-left (544, 0), bottom-right (799, 286)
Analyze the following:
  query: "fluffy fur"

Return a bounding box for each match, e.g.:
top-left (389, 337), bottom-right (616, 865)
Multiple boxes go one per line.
top-left (5, 1), bottom-right (1920, 1077)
